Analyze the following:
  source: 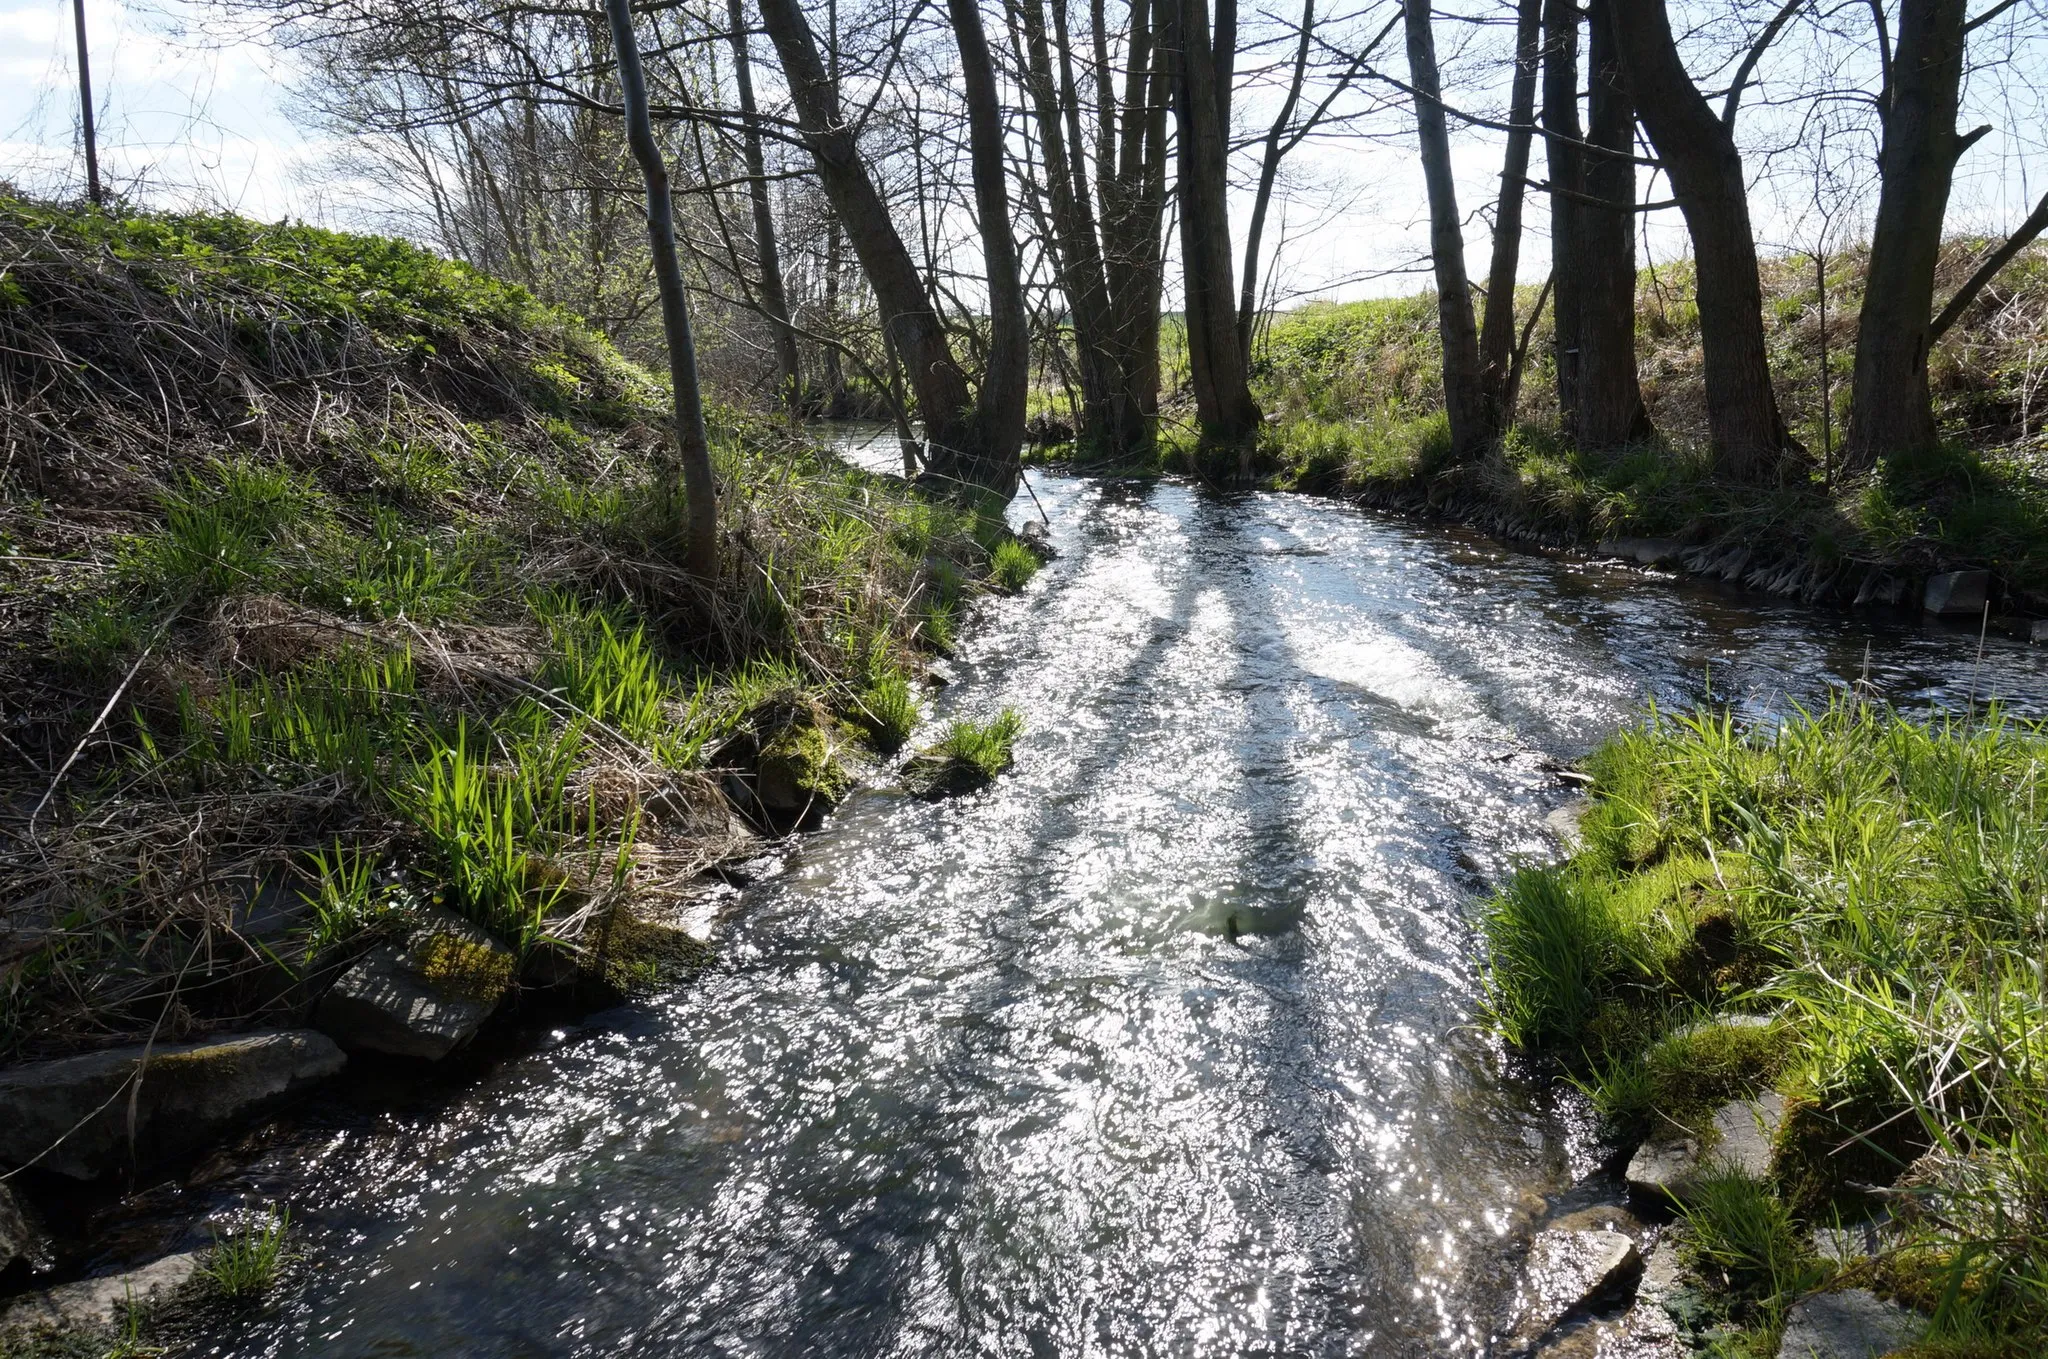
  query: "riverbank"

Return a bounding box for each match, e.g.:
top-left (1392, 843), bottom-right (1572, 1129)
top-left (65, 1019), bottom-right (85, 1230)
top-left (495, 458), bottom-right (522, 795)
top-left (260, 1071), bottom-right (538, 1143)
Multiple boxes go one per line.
top-left (0, 198), bottom-right (1032, 1346)
top-left (1481, 700), bottom-right (2048, 1358)
top-left (1034, 242), bottom-right (2048, 619)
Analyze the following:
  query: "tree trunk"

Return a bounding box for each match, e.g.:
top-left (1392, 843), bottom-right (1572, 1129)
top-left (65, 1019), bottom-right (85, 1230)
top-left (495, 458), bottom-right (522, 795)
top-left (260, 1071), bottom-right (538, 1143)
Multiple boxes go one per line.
top-left (1843, 0), bottom-right (1968, 469)
top-left (1102, 0), bottom-right (1172, 453)
top-left (1404, 0), bottom-right (1489, 457)
top-left (1012, 0), bottom-right (1119, 454)
top-left (758, 0), bottom-right (1024, 494)
top-left (726, 0), bottom-right (801, 414)
top-left (1574, 0), bottom-right (1651, 447)
top-left (1167, 0), bottom-right (1262, 448)
top-left (1611, 0), bottom-right (1800, 481)
top-left (1541, 0), bottom-right (1583, 431)
top-left (1477, 0), bottom-right (1544, 435)
top-left (945, 0), bottom-right (1030, 488)
top-left (603, 0), bottom-right (717, 579)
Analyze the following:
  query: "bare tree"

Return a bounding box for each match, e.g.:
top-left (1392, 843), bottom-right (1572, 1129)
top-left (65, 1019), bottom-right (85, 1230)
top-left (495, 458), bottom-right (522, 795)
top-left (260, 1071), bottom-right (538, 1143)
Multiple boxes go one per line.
top-left (726, 0), bottom-right (803, 412)
top-left (1168, 0), bottom-right (1263, 450)
top-left (1573, 0), bottom-right (1649, 448)
top-left (758, 0), bottom-right (1029, 492)
top-left (1008, 0), bottom-right (1171, 459)
top-left (1611, 0), bottom-right (1803, 480)
top-left (605, 0), bottom-right (719, 577)
top-left (1540, 0), bottom-right (1582, 430)
top-left (1402, 0), bottom-right (1487, 458)
top-left (1473, 0), bottom-right (1543, 440)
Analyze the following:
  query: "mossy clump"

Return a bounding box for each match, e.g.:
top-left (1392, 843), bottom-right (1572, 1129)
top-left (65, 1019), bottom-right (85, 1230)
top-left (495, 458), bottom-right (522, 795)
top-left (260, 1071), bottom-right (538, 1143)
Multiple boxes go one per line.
top-left (757, 719), bottom-right (852, 807)
top-left (409, 926), bottom-right (516, 1005)
top-left (599, 908), bottom-right (712, 994)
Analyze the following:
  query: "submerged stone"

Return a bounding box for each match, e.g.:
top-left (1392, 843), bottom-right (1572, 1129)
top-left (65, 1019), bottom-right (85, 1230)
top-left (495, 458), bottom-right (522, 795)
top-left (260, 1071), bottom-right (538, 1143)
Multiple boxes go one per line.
top-left (1507, 1229), bottom-right (1642, 1347)
top-left (1776, 1288), bottom-right (1924, 1359)
top-left (316, 910), bottom-right (514, 1060)
top-left (1596, 537), bottom-right (1689, 567)
top-left (0, 1183), bottom-right (34, 1272)
top-left (0, 1031), bottom-right (344, 1181)
top-left (1923, 570), bottom-right (1989, 616)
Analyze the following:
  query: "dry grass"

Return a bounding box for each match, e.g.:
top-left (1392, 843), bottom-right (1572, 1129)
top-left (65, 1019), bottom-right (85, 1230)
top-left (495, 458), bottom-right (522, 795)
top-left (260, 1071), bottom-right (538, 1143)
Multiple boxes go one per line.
top-left (0, 194), bottom-right (985, 1062)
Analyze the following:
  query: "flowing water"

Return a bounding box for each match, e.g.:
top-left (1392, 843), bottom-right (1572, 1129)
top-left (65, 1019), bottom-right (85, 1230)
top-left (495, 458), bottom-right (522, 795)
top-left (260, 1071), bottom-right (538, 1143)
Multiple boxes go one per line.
top-left (190, 444), bottom-right (2047, 1357)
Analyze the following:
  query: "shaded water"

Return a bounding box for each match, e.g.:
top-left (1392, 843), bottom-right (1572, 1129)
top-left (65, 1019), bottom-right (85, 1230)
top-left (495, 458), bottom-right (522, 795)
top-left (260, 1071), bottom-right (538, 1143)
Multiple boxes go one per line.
top-left (195, 454), bottom-right (2046, 1357)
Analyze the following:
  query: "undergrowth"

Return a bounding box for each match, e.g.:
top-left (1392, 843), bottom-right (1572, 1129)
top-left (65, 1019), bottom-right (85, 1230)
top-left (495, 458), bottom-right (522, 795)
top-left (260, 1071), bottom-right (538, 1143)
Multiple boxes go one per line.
top-left (203, 1210), bottom-right (291, 1300)
top-left (1478, 699), bottom-right (2048, 1352)
top-left (0, 194), bottom-right (989, 1063)
top-left (1244, 243), bottom-right (2048, 598)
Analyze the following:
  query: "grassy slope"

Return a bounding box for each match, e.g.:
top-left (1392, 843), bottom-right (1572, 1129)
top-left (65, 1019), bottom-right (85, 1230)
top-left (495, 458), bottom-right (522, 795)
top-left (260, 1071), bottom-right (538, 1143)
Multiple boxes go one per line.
top-left (1221, 243), bottom-right (2048, 604)
top-left (0, 197), bottom-right (1001, 1063)
top-left (1481, 704), bottom-right (2048, 1357)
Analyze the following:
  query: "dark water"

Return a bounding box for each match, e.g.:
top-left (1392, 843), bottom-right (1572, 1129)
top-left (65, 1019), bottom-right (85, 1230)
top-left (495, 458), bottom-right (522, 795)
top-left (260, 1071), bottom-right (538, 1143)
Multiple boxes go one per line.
top-left (193, 461), bottom-right (2046, 1358)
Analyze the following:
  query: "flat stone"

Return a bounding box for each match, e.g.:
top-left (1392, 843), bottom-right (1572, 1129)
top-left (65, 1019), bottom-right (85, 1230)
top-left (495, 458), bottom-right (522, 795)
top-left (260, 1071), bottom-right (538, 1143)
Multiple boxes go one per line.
top-left (1708, 1092), bottom-right (1785, 1179)
top-left (1510, 1229), bottom-right (1642, 1346)
top-left (0, 1031), bottom-right (345, 1181)
top-left (1777, 1289), bottom-right (1924, 1359)
top-left (1625, 1133), bottom-right (1702, 1202)
top-left (316, 910), bottom-right (514, 1060)
top-left (1544, 801), bottom-right (1586, 847)
top-left (0, 1250), bottom-right (203, 1335)
top-left (1636, 1239), bottom-right (1683, 1307)
top-left (1627, 1095), bottom-right (1784, 1204)
top-left (1923, 570), bottom-right (1989, 616)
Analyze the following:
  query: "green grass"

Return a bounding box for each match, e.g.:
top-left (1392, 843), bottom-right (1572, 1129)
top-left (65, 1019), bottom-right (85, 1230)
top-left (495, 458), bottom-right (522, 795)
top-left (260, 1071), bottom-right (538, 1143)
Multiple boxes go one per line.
top-left (1678, 1169), bottom-right (1827, 1313)
top-left (988, 537), bottom-right (1040, 592)
top-left (0, 197), bottom-right (994, 1064)
top-left (1478, 700), bottom-right (2048, 1350)
top-left (203, 1210), bottom-right (290, 1299)
top-left (905, 708), bottom-right (1022, 795)
top-left (852, 671), bottom-right (921, 753)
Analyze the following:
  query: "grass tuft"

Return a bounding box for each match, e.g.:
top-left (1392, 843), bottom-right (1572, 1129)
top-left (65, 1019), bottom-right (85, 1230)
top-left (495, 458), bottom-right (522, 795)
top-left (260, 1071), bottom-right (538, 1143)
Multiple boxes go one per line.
top-left (988, 537), bottom-right (1040, 592)
top-left (905, 708), bottom-right (1022, 795)
top-left (204, 1209), bottom-right (291, 1299)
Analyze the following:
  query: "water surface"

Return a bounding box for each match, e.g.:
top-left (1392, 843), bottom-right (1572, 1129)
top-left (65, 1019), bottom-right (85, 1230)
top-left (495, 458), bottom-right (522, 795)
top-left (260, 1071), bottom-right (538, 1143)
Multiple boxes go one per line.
top-left (197, 460), bottom-right (2046, 1357)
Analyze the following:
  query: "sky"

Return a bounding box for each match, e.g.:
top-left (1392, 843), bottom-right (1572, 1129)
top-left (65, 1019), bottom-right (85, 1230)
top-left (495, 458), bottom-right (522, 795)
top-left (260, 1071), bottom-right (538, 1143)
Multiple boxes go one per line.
top-left (4, 0), bottom-right (2045, 308)
top-left (0, 0), bottom-right (327, 219)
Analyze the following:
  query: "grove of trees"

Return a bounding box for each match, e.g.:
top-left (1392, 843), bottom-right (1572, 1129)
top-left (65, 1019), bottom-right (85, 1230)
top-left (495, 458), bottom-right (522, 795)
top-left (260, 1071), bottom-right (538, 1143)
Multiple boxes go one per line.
top-left (193, 0), bottom-right (2048, 510)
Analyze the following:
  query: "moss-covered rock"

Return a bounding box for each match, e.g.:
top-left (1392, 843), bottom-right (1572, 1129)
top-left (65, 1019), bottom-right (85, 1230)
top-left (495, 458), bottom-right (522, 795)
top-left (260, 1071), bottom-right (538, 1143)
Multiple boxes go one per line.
top-left (755, 719), bottom-right (852, 819)
top-left (313, 910), bottom-right (513, 1060)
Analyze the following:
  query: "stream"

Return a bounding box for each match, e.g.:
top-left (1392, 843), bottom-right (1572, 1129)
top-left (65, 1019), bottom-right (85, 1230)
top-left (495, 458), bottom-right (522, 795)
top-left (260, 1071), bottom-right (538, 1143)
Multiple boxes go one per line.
top-left (189, 444), bottom-right (2048, 1357)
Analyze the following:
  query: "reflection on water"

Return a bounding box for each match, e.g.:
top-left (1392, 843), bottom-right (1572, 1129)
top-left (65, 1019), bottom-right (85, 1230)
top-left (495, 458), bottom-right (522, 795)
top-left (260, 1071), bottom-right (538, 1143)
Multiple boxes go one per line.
top-left (192, 455), bottom-right (2045, 1357)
